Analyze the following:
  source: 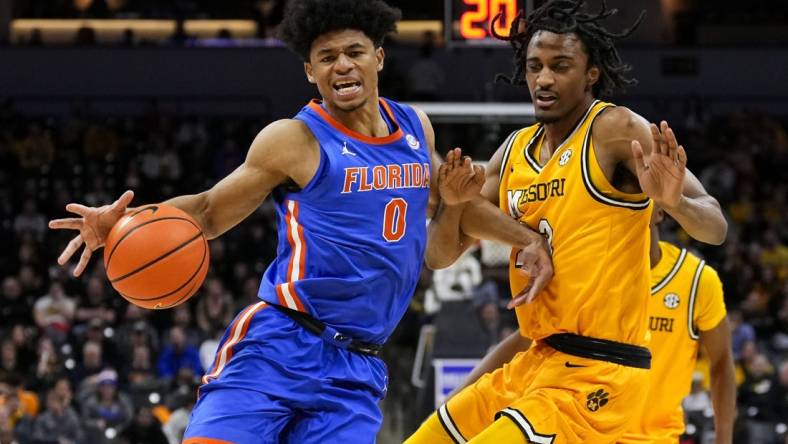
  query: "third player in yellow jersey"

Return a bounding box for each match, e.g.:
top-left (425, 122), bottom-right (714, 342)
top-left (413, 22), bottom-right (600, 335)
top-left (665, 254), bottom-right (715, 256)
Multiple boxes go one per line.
top-left (620, 210), bottom-right (735, 444)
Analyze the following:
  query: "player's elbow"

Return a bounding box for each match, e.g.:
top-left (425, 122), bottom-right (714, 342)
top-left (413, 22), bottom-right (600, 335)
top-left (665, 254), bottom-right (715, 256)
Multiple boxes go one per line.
top-left (425, 250), bottom-right (457, 270)
top-left (706, 218), bottom-right (728, 246)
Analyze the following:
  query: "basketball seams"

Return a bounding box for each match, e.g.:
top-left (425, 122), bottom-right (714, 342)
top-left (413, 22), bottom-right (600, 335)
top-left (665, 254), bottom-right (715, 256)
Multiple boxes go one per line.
top-left (110, 232), bottom-right (203, 283)
top-left (105, 216), bottom-right (201, 274)
top-left (118, 235), bottom-right (209, 303)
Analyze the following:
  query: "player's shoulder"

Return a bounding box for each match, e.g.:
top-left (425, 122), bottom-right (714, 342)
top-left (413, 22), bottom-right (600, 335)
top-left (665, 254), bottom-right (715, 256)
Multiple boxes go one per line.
top-left (677, 247), bottom-right (723, 295)
top-left (593, 105), bottom-right (649, 137)
top-left (252, 119), bottom-right (315, 150)
top-left (698, 259), bottom-right (723, 288)
top-left (247, 119), bottom-right (318, 164)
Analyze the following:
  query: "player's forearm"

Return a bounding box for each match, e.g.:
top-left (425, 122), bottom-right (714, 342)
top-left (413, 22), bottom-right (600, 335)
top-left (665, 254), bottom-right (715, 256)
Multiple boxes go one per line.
top-left (162, 193), bottom-right (217, 238)
top-left (709, 356), bottom-right (736, 444)
top-left (448, 331), bottom-right (531, 399)
top-left (664, 195), bottom-right (727, 245)
top-left (426, 202), bottom-right (474, 269)
top-left (459, 198), bottom-right (542, 248)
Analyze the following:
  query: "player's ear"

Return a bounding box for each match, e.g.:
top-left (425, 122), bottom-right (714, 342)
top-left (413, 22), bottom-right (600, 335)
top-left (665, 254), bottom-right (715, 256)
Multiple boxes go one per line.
top-left (652, 206), bottom-right (665, 225)
top-left (586, 64), bottom-right (600, 91)
top-left (375, 47), bottom-right (385, 72)
top-left (304, 62), bottom-right (316, 84)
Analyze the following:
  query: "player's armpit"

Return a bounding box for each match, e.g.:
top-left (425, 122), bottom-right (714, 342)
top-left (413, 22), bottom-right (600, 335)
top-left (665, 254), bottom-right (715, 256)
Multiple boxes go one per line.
top-left (413, 106), bottom-right (440, 218)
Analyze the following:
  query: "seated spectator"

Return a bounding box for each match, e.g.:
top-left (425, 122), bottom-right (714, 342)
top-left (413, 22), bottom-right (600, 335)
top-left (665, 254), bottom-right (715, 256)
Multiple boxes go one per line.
top-left (78, 318), bottom-right (120, 371)
top-left (32, 388), bottom-right (83, 444)
top-left (156, 326), bottom-right (203, 379)
top-left (0, 340), bottom-right (21, 382)
top-left (739, 354), bottom-right (780, 422)
top-left (53, 376), bottom-right (75, 410)
top-left (8, 324), bottom-right (36, 381)
top-left (0, 276), bottom-right (33, 327)
top-left (33, 281), bottom-right (76, 344)
top-left (81, 369), bottom-right (133, 442)
top-left (162, 391), bottom-right (196, 444)
top-left (163, 305), bottom-right (201, 348)
top-left (33, 336), bottom-right (61, 393)
top-left (682, 372), bottom-right (712, 415)
top-left (72, 340), bottom-right (105, 391)
top-left (75, 276), bottom-right (117, 328)
top-left (199, 333), bottom-right (221, 374)
top-left (18, 265), bottom-right (43, 300)
top-left (114, 306), bottom-right (159, 360)
top-left (195, 277), bottom-right (234, 338)
top-left (730, 309), bottom-right (757, 360)
top-left (120, 405), bottom-right (169, 444)
top-left (124, 344), bottom-right (156, 386)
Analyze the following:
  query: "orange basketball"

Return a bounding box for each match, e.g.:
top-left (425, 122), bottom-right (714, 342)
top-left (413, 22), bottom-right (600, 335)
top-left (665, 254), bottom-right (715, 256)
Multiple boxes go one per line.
top-left (103, 204), bottom-right (210, 310)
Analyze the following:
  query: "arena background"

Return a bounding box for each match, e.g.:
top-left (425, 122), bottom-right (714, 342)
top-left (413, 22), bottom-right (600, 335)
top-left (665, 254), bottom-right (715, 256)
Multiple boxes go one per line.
top-left (0, 0), bottom-right (786, 443)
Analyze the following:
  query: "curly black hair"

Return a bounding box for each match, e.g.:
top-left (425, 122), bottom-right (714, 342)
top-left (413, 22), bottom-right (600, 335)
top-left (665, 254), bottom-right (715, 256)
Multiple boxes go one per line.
top-left (279, 0), bottom-right (402, 61)
top-left (493, 0), bottom-right (645, 98)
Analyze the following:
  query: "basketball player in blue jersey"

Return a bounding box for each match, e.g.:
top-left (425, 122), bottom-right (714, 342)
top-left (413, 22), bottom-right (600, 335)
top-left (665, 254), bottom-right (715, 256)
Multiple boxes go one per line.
top-left (48, 0), bottom-right (554, 442)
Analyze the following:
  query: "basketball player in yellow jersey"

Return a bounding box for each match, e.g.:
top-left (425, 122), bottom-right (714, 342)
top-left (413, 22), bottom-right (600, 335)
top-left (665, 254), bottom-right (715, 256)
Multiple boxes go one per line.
top-left (407, 1), bottom-right (727, 443)
top-left (619, 208), bottom-right (735, 444)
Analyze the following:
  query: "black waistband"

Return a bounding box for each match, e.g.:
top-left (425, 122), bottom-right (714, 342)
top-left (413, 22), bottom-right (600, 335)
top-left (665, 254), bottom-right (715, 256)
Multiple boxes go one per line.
top-left (543, 333), bottom-right (651, 369)
top-left (269, 303), bottom-right (382, 357)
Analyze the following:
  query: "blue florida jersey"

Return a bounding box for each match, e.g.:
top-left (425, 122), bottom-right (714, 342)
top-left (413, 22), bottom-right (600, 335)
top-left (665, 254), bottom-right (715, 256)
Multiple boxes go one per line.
top-left (258, 98), bottom-right (431, 344)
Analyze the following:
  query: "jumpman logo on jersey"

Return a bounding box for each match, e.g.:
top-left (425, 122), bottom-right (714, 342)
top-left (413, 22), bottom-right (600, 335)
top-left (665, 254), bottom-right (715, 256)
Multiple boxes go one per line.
top-left (341, 141), bottom-right (357, 156)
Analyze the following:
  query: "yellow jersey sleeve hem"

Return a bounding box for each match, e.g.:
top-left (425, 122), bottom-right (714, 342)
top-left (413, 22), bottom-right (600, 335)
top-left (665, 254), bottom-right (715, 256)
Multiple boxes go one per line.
top-left (695, 264), bottom-right (727, 332)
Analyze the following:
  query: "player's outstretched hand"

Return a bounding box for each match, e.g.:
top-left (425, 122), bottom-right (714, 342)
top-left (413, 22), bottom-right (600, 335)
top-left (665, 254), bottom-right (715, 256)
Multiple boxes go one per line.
top-left (48, 190), bottom-right (135, 277)
top-left (439, 147), bottom-right (485, 206)
top-left (631, 120), bottom-right (687, 210)
top-left (509, 236), bottom-right (553, 309)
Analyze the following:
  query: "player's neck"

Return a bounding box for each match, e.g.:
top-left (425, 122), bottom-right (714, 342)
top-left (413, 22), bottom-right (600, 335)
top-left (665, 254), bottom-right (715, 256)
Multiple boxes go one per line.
top-left (649, 234), bottom-right (662, 268)
top-left (322, 95), bottom-right (391, 138)
top-left (541, 96), bottom-right (595, 155)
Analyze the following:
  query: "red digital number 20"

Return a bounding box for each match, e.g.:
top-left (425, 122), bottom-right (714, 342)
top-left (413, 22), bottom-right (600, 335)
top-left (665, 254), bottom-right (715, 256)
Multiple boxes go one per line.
top-left (460, 0), bottom-right (517, 40)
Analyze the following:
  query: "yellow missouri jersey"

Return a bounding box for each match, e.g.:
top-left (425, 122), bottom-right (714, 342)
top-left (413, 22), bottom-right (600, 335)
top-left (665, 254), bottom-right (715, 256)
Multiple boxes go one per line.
top-left (622, 241), bottom-right (726, 442)
top-left (498, 100), bottom-right (653, 346)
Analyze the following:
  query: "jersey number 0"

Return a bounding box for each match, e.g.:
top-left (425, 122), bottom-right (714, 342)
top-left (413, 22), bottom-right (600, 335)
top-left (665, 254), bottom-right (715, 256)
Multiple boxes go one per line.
top-left (383, 198), bottom-right (407, 242)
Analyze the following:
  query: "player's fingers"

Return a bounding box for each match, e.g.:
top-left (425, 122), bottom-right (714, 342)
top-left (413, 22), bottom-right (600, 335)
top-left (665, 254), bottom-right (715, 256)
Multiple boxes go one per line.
top-left (444, 149), bottom-right (454, 167)
top-left (438, 162), bottom-right (447, 180)
top-left (49, 218), bottom-right (83, 230)
top-left (649, 124), bottom-right (662, 154)
top-left (649, 124), bottom-right (667, 156)
top-left (65, 203), bottom-right (92, 217)
top-left (508, 282), bottom-right (532, 309)
top-left (631, 140), bottom-right (647, 173)
top-left (525, 269), bottom-right (551, 304)
top-left (665, 127), bottom-right (679, 163)
top-left (452, 148), bottom-right (463, 169)
top-left (58, 235), bottom-right (84, 265)
top-left (73, 246), bottom-right (93, 277)
top-left (507, 294), bottom-right (529, 309)
top-left (462, 157), bottom-right (474, 177)
top-left (677, 145), bottom-right (687, 167)
top-left (473, 165), bottom-right (485, 182)
top-left (110, 190), bottom-right (134, 212)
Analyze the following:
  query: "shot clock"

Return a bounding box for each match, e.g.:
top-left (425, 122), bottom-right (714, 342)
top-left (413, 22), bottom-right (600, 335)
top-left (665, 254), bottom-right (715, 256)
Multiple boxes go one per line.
top-left (444, 0), bottom-right (524, 46)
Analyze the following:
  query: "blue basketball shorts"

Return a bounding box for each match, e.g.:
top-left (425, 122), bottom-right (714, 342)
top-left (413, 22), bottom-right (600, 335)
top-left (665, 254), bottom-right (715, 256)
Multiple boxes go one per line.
top-left (183, 301), bottom-right (388, 444)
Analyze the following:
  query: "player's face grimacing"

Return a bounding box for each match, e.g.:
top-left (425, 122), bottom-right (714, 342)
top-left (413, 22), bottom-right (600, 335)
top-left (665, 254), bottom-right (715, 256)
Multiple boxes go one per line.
top-left (305, 29), bottom-right (384, 112)
top-left (524, 31), bottom-right (599, 124)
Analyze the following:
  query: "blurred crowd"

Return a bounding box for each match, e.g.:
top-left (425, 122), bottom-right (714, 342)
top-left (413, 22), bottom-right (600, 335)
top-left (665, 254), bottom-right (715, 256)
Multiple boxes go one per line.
top-left (0, 95), bottom-right (786, 443)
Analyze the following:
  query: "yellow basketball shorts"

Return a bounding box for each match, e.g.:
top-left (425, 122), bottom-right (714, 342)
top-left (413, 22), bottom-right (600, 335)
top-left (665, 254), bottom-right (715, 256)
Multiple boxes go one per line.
top-left (406, 342), bottom-right (649, 444)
